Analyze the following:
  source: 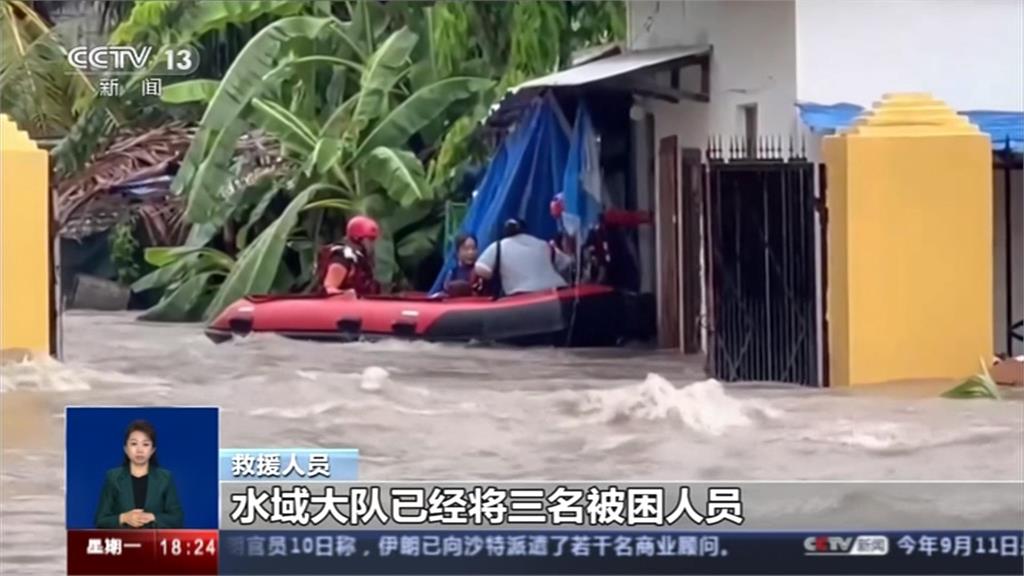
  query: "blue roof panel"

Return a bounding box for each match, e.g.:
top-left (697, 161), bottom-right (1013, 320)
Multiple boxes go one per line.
top-left (797, 102), bottom-right (1023, 152)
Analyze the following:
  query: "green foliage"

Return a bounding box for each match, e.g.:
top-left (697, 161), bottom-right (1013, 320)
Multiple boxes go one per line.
top-left (133, 246), bottom-right (236, 322)
top-left (361, 146), bottom-right (431, 207)
top-left (941, 361), bottom-right (1003, 400)
top-left (203, 183), bottom-right (322, 318)
top-left (161, 79), bottom-right (221, 104)
top-left (431, 1), bottom-right (473, 78)
top-left (509, 1), bottom-right (568, 78)
top-left (53, 0), bottom-right (311, 177)
top-left (153, 14), bottom-right (492, 320)
top-left (172, 16), bottom-right (340, 223)
top-left (110, 216), bottom-right (145, 285)
top-left (425, 0), bottom-right (625, 195)
top-left (63, 0), bottom-right (626, 322)
top-left (0, 1), bottom-right (95, 138)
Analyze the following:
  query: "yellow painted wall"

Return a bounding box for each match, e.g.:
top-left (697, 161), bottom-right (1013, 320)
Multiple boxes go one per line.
top-left (824, 94), bottom-right (993, 386)
top-left (0, 114), bottom-right (51, 357)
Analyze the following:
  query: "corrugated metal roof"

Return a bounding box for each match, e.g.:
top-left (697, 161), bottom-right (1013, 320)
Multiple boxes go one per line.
top-left (516, 44), bottom-right (711, 90)
top-left (486, 44), bottom-right (712, 129)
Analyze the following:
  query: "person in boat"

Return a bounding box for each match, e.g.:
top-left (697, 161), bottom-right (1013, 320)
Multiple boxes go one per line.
top-left (549, 193), bottom-right (608, 285)
top-left (443, 233), bottom-right (488, 297)
top-left (474, 218), bottom-right (573, 296)
top-left (318, 215), bottom-right (381, 297)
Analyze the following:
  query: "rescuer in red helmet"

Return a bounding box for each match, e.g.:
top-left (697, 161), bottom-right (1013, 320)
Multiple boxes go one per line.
top-left (318, 215), bottom-right (381, 297)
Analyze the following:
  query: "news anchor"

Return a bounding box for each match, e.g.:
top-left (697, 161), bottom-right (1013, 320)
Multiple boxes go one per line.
top-left (94, 420), bottom-right (184, 529)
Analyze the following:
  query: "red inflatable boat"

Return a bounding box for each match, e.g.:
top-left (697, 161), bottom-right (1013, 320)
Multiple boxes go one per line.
top-left (204, 284), bottom-right (632, 347)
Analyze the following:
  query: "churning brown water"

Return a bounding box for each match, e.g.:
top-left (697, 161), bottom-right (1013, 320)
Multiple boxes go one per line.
top-left (2, 311), bottom-right (1022, 574)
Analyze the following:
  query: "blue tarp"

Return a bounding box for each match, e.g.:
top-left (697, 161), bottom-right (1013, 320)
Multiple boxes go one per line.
top-left (561, 102), bottom-right (603, 245)
top-left (797, 102), bottom-right (1024, 152)
top-left (430, 97), bottom-right (572, 294)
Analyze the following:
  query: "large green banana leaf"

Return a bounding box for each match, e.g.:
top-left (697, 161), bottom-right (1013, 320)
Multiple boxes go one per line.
top-left (54, 1), bottom-right (306, 176)
top-left (173, 16), bottom-right (342, 223)
top-left (161, 79), bottom-right (221, 104)
top-left (341, 27), bottom-right (419, 156)
top-left (132, 247), bottom-right (235, 294)
top-left (361, 147), bottom-right (431, 207)
top-left (139, 271), bottom-right (224, 323)
top-left (112, 0), bottom-right (304, 45)
top-left (374, 203), bottom-right (441, 289)
top-left (204, 183), bottom-right (342, 320)
top-left (0, 1), bottom-right (96, 138)
top-left (250, 98), bottom-right (318, 154)
top-left (349, 0), bottom-right (392, 55)
top-left (354, 76), bottom-right (493, 158)
top-left (321, 93), bottom-right (361, 140)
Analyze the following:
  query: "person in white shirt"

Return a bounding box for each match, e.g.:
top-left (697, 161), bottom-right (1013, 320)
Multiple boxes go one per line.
top-left (474, 219), bottom-right (573, 296)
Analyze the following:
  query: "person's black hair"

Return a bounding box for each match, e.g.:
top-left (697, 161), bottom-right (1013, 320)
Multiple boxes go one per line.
top-left (502, 218), bottom-right (525, 239)
top-left (453, 233), bottom-right (477, 254)
top-left (122, 419), bottom-right (159, 468)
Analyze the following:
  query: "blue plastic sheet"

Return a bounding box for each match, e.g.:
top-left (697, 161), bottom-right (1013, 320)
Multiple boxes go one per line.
top-left (797, 102), bottom-right (1023, 152)
top-left (561, 102), bottom-right (603, 245)
top-left (430, 97), bottom-right (571, 294)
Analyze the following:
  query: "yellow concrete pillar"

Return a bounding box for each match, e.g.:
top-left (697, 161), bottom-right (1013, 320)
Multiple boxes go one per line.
top-left (0, 113), bottom-right (51, 358)
top-left (824, 93), bottom-right (993, 387)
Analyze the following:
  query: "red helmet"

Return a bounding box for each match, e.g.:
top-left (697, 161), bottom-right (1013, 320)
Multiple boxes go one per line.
top-left (550, 193), bottom-right (565, 219)
top-left (346, 216), bottom-right (380, 241)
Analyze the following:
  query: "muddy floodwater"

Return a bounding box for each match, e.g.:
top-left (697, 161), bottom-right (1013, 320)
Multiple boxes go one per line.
top-left (2, 311), bottom-right (1023, 574)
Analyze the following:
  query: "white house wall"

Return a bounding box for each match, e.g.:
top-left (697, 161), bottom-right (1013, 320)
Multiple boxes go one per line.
top-left (628, 0), bottom-right (800, 351)
top-left (630, 0), bottom-right (800, 148)
top-left (794, 0), bottom-right (1024, 111)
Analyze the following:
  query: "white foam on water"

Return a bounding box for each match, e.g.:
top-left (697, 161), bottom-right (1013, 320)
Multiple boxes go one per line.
top-left (800, 420), bottom-right (1017, 453)
top-left (248, 400), bottom-right (349, 419)
top-left (576, 373), bottom-right (782, 436)
top-left (1, 357), bottom-right (178, 394)
top-left (360, 366), bottom-right (390, 392)
top-left (392, 405), bottom-right (453, 416)
top-left (348, 339), bottom-right (449, 353)
top-left (1, 357), bottom-right (92, 392)
top-left (582, 434), bottom-right (640, 453)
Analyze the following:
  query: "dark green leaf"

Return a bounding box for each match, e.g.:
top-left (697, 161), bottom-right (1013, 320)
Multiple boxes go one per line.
top-left (355, 76), bottom-right (493, 158)
top-left (237, 185), bottom-right (281, 250)
top-left (251, 97), bottom-right (318, 152)
top-left (204, 183), bottom-right (332, 319)
top-left (173, 16), bottom-right (341, 223)
top-left (360, 146), bottom-right (430, 206)
top-left (161, 79), bottom-right (220, 104)
top-left (302, 198), bottom-right (354, 213)
top-left (312, 137), bottom-right (343, 174)
top-left (139, 271), bottom-right (222, 322)
top-left (342, 27), bottom-right (419, 153)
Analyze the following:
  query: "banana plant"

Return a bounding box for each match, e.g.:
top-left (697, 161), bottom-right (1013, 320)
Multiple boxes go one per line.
top-left (147, 14), bottom-right (491, 321)
top-left (51, 0), bottom-right (309, 177)
top-left (0, 0), bottom-right (95, 138)
top-left (131, 0), bottom-right (626, 323)
top-left (132, 246), bottom-right (236, 322)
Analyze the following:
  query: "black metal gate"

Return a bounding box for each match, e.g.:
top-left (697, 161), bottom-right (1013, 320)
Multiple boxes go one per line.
top-left (705, 137), bottom-right (821, 386)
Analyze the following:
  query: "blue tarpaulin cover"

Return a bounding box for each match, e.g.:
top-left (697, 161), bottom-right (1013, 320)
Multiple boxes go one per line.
top-left (430, 96), bottom-right (572, 294)
top-left (797, 102), bottom-right (1024, 152)
top-left (561, 102), bottom-right (604, 246)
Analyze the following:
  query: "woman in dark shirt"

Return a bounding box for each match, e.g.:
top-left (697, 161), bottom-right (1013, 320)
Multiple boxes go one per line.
top-left (94, 420), bottom-right (183, 529)
top-left (444, 233), bottom-right (487, 297)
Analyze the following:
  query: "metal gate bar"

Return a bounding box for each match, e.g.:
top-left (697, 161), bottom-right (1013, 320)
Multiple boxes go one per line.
top-left (706, 136), bottom-right (819, 386)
